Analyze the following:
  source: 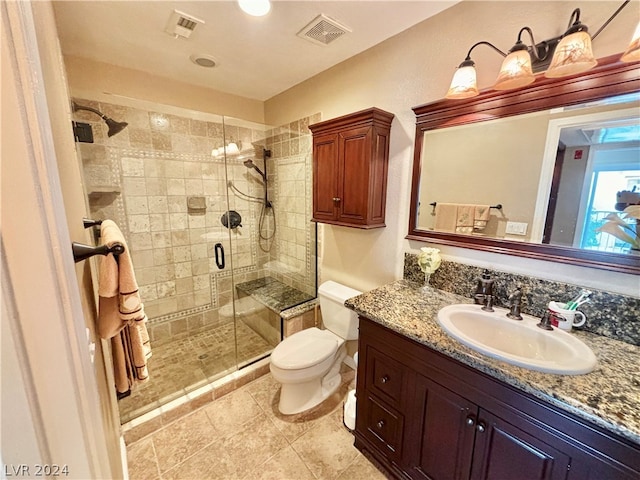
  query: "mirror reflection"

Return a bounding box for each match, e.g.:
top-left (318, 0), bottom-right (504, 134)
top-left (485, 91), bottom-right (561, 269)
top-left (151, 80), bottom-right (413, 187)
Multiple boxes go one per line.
top-left (416, 93), bottom-right (640, 255)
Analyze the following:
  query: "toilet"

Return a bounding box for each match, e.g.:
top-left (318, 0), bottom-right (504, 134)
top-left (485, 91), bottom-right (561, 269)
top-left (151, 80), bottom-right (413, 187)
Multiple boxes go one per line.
top-left (270, 280), bottom-right (362, 415)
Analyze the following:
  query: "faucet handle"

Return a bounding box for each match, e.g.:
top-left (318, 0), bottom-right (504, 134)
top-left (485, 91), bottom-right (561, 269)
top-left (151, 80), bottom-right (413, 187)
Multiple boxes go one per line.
top-left (537, 311), bottom-right (554, 330)
top-left (506, 286), bottom-right (523, 320)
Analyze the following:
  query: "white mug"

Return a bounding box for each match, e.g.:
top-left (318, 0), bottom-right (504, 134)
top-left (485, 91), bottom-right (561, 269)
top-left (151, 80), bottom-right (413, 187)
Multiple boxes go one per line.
top-left (548, 301), bottom-right (586, 331)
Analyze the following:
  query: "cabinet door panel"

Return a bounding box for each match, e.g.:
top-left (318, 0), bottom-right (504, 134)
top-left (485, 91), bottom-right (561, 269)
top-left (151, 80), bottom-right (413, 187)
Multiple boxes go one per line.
top-left (312, 134), bottom-right (338, 221)
top-left (410, 376), bottom-right (476, 480)
top-left (471, 410), bottom-right (571, 480)
top-left (338, 126), bottom-right (371, 223)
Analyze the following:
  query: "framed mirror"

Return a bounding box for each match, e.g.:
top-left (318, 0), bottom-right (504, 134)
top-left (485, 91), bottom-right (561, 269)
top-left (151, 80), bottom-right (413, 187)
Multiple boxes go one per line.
top-left (408, 54), bottom-right (640, 274)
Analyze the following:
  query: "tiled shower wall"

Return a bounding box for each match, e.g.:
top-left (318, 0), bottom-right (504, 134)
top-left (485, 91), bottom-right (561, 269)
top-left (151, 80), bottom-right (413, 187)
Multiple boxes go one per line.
top-left (265, 114), bottom-right (320, 297)
top-left (74, 99), bottom-right (317, 341)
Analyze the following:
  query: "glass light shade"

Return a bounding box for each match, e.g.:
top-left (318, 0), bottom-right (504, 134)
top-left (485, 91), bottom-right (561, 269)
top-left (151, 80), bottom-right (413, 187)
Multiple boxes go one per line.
top-left (494, 49), bottom-right (535, 91)
top-left (225, 142), bottom-right (240, 155)
top-left (445, 66), bottom-right (479, 100)
top-left (545, 31), bottom-right (597, 78)
top-left (621, 22), bottom-right (640, 63)
top-left (238, 0), bottom-right (271, 17)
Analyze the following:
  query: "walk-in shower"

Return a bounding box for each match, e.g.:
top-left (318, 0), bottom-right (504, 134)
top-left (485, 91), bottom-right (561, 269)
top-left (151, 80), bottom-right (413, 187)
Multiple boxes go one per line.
top-left (74, 99), bottom-right (318, 423)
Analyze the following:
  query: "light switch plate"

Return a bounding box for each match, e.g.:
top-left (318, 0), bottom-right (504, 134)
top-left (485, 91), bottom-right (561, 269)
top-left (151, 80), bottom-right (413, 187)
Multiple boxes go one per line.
top-left (505, 221), bottom-right (528, 235)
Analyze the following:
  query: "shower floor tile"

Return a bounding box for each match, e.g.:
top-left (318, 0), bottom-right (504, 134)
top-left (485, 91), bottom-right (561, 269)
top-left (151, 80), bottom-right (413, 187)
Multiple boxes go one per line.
top-left (119, 321), bottom-right (274, 423)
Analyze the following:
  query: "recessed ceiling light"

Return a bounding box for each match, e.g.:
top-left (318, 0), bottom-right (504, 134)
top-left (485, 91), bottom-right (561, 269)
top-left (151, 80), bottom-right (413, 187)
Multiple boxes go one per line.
top-left (190, 54), bottom-right (217, 68)
top-left (238, 0), bottom-right (271, 17)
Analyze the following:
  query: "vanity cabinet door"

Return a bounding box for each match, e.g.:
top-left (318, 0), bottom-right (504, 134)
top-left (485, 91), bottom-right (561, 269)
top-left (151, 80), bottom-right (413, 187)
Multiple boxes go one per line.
top-left (408, 375), bottom-right (476, 480)
top-left (470, 409), bottom-right (571, 480)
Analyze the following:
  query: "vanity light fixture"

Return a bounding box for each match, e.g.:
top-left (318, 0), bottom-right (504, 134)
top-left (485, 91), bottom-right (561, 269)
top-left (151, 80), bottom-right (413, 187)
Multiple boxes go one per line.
top-left (446, 0), bottom-right (636, 99)
top-left (211, 140), bottom-right (242, 158)
top-left (238, 0), bottom-right (271, 17)
top-left (621, 21), bottom-right (640, 62)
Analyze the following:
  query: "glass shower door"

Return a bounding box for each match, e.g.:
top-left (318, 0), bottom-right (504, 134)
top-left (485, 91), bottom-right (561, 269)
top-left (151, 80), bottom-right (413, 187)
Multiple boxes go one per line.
top-left (216, 117), bottom-right (278, 371)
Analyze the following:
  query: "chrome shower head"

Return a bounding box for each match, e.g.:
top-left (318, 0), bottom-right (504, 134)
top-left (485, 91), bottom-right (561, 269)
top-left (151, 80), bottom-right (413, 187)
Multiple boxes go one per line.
top-left (72, 101), bottom-right (128, 137)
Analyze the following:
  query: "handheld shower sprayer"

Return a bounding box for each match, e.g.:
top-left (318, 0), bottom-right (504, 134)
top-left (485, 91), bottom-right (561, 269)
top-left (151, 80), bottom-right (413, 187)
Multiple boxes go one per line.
top-left (243, 159), bottom-right (267, 181)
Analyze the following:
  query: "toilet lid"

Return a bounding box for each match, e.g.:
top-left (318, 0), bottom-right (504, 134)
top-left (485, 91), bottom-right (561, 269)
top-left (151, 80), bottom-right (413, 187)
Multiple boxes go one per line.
top-left (271, 327), bottom-right (340, 370)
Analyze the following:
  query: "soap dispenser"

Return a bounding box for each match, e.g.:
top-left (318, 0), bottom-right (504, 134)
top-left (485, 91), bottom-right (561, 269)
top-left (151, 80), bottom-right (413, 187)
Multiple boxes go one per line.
top-left (474, 269), bottom-right (494, 304)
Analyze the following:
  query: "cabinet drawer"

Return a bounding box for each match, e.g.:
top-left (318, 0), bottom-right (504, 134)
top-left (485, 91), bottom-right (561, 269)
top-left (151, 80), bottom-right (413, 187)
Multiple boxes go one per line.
top-left (366, 347), bottom-right (405, 406)
top-left (363, 394), bottom-right (404, 461)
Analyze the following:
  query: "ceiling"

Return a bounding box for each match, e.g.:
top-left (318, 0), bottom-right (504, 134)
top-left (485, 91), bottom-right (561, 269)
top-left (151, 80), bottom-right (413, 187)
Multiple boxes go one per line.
top-left (52, 1), bottom-right (459, 101)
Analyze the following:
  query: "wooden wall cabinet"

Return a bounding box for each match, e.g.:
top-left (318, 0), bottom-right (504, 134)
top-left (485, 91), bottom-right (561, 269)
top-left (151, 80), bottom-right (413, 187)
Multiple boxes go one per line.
top-left (309, 108), bottom-right (394, 229)
top-left (355, 317), bottom-right (640, 480)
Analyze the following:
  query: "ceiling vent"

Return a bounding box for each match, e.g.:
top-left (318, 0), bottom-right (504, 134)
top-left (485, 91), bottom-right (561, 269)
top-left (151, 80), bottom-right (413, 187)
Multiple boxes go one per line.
top-left (165, 9), bottom-right (205, 39)
top-left (297, 14), bottom-right (351, 46)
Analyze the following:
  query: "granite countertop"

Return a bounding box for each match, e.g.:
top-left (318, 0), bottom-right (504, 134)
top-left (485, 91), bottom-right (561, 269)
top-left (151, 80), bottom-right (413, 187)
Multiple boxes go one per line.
top-left (345, 280), bottom-right (640, 446)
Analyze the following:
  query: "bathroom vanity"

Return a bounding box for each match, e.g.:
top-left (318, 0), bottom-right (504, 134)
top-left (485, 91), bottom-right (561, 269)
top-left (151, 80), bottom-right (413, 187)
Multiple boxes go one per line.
top-left (346, 281), bottom-right (640, 480)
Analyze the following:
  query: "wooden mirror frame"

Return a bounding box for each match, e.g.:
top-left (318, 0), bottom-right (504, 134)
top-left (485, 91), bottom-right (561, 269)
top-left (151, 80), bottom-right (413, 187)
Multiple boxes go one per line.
top-left (408, 54), bottom-right (640, 274)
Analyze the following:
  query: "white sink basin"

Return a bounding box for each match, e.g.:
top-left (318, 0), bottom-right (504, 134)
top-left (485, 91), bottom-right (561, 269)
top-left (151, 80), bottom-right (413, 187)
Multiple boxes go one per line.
top-left (437, 304), bottom-right (597, 375)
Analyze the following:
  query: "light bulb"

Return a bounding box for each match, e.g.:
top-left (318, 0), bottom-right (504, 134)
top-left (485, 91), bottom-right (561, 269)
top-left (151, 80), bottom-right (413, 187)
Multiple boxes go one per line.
top-left (238, 0), bottom-right (271, 17)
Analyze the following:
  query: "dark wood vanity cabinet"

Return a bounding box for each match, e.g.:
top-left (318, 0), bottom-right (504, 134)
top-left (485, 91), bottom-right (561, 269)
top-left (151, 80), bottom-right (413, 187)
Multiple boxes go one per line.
top-left (355, 317), bottom-right (640, 480)
top-left (309, 108), bottom-right (393, 228)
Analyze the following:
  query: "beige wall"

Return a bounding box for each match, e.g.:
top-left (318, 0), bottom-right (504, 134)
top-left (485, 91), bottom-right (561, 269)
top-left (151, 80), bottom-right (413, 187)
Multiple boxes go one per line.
top-left (265, 1), bottom-right (640, 295)
top-left (65, 55), bottom-right (265, 124)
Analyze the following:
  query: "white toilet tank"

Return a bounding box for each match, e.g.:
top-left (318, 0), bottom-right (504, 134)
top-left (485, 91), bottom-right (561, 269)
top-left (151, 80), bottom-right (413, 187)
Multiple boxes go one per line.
top-left (318, 281), bottom-right (362, 340)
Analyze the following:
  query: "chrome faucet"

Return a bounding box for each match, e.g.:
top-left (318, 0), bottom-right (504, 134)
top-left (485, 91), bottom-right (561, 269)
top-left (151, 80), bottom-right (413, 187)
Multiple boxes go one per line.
top-left (474, 269), bottom-right (495, 312)
top-left (506, 286), bottom-right (523, 320)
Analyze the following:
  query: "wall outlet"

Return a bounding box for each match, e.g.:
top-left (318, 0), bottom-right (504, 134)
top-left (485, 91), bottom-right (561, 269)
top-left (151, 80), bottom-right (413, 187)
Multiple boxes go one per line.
top-left (505, 221), bottom-right (528, 235)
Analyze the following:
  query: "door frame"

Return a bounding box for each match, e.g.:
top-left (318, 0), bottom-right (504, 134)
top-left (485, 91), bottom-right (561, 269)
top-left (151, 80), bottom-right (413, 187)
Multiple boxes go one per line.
top-left (2, 1), bottom-right (123, 477)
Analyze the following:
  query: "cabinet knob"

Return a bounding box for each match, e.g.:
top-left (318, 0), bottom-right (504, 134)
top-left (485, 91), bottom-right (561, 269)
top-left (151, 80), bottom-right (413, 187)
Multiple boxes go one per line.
top-left (332, 197), bottom-right (341, 202)
top-left (377, 420), bottom-right (385, 429)
top-left (381, 375), bottom-right (389, 384)
top-left (465, 416), bottom-right (475, 427)
top-left (476, 423), bottom-right (486, 433)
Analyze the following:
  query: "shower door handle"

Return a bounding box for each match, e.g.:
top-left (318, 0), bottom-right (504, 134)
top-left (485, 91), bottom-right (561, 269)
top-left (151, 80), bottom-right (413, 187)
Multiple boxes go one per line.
top-left (214, 243), bottom-right (225, 270)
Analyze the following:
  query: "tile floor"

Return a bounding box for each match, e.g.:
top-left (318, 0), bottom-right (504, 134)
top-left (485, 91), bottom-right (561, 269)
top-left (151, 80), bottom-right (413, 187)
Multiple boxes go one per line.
top-left (126, 367), bottom-right (391, 480)
top-left (120, 321), bottom-right (274, 423)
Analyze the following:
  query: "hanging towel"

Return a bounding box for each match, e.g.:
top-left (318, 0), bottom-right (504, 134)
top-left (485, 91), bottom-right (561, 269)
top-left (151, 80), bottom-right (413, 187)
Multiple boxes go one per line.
top-left (455, 204), bottom-right (475, 234)
top-left (434, 203), bottom-right (458, 232)
top-left (473, 205), bottom-right (491, 231)
top-left (97, 220), bottom-right (151, 395)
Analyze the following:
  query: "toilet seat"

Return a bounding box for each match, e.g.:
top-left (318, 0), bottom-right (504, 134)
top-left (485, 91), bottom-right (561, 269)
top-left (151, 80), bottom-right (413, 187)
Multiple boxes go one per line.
top-left (271, 327), bottom-right (341, 370)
